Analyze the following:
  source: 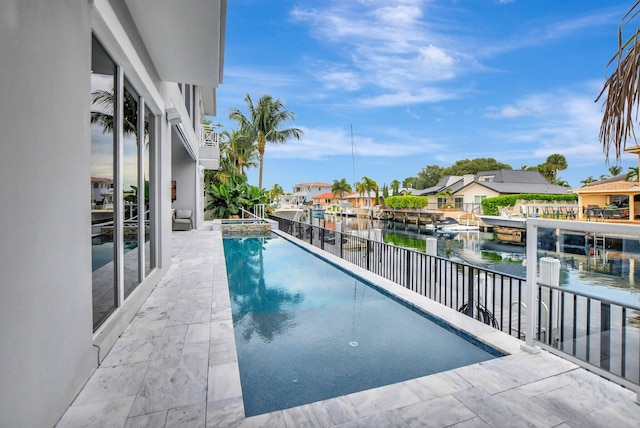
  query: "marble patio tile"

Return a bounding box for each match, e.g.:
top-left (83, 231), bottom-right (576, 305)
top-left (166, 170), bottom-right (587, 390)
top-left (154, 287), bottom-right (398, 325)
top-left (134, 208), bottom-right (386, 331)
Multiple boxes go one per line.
top-left (124, 410), bottom-right (168, 428)
top-left (167, 304), bottom-right (211, 327)
top-left (475, 329), bottom-right (525, 355)
top-left (208, 362), bottom-right (243, 403)
top-left (333, 409), bottom-right (410, 428)
top-left (453, 361), bottom-right (529, 395)
top-left (129, 342), bottom-right (209, 416)
top-left (237, 411), bottom-right (284, 428)
top-left (56, 396), bottom-right (135, 428)
top-left (165, 402), bottom-right (206, 428)
top-left (280, 400), bottom-right (334, 427)
top-left (448, 416), bottom-right (491, 427)
top-left (346, 382), bottom-right (421, 417)
top-left (211, 306), bottom-right (233, 322)
top-left (210, 319), bottom-right (234, 341)
top-left (319, 395), bottom-right (360, 425)
top-left (525, 369), bottom-right (637, 425)
top-left (504, 350), bottom-right (578, 378)
top-left (186, 323), bottom-right (211, 343)
top-left (119, 319), bottom-right (168, 342)
top-left (581, 396), bottom-right (640, 428)
top-left (210, 337), bottom-right (238, 365)
top-left (206, 397), bottom-right (245, 428)
top-left (73, 362), bottom-right (149, 405)
top-left (404, 370), bottom-right (473, 401)
top-left (396, 395), bottom-right (476, 428)
top-left (102, 337), bottom-right (157, 366)
top-left (454, 385), bottom-right (563, 428)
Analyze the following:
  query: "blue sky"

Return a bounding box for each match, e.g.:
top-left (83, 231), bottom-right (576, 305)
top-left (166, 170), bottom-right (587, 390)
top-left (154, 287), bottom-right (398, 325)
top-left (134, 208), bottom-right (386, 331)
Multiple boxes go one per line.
top-left (213, 0), bottom-right (639, 192)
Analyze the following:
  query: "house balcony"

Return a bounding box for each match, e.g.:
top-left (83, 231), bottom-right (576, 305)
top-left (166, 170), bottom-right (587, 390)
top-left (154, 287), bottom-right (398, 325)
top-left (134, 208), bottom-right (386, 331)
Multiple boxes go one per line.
top-left (198, 124), bottom-right (220, 170)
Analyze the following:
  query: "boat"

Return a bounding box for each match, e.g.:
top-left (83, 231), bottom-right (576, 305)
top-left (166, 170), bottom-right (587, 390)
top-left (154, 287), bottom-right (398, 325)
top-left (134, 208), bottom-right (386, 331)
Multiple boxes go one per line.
top-left (310, 203), bottom-right (326, 219)
top-left (436, 217), bottom-right (479, 231)
top-left (476, 214), bottom-right (527, 229)
top-left (272, 205), bottom-right (306, 221)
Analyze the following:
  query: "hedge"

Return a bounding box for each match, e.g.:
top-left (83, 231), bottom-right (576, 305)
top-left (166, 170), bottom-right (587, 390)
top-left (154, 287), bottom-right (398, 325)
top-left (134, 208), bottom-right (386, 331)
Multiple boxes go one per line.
top-left (481, 193), bottom-right (578, 216)
top-left (385, 195), bottom-right (429, 209)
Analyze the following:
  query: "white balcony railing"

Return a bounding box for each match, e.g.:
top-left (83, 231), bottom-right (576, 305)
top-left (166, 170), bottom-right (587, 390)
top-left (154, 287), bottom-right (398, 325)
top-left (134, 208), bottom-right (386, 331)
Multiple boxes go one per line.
top-left (200, 124), bottom-right (220, 148)
top-left (199, 124), bottom-right (220, 170)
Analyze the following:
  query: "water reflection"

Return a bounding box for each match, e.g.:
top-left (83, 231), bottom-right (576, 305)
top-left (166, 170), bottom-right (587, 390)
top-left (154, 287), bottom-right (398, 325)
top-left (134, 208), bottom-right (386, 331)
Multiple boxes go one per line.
top-left (224, 237), bottom-right (303, 342)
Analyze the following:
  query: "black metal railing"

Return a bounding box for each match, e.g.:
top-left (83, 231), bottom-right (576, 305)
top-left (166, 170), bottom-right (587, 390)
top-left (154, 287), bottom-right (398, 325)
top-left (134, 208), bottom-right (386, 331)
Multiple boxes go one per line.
top-left (273, 217), bottom-right (526, 337)
top-left (273, 216), bottom-right (640, 389)
top-left (535, 284), bottom-right (640, 387)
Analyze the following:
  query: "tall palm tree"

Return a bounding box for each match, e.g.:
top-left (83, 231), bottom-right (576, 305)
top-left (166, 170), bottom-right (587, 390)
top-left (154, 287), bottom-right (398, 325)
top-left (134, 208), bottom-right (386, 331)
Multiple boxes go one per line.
top-left (229, 94), bottom-right (303, 189)
top-left (544, 154), bottom-right (568, 182)
top-left (627, 166), bottom-right (639, 182)
top-left (331, 178), bottom-right (352, 208)
top-left (358, 176), bottom-right (378, 207)
top-left (597, 2), bottom-right (640, 160)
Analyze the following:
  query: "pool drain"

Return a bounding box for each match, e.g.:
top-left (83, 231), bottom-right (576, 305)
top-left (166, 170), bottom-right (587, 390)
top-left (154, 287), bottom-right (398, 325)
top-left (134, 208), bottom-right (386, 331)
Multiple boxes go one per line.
top-left (349, 341), bottom-right (358, 347)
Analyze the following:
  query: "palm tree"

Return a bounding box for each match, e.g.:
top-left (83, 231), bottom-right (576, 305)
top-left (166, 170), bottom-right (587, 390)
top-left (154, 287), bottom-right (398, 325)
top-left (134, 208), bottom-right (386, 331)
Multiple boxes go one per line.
top-left (331, 178), bottom-right (352, 208)
top-left (580, 176), bottom-right (597, 186)
top-left (359, 176), bottom-right (378, 207)
top-left (627, 166), bottom-right (639, 182)
top-left (229, 94), bottom-right (303, 189)
top-left (609, 165), bottom-right (623, 176)
top-left (544, 154), bottom-right (568, 182)
top-left (436, 188), bottom-right (453, 208)
top-left (221, 129), bottom-right (258, 176)
top-left (268, 184), bottom-right (284, 200)
top-left (597, 2), bottom-right (640, 161)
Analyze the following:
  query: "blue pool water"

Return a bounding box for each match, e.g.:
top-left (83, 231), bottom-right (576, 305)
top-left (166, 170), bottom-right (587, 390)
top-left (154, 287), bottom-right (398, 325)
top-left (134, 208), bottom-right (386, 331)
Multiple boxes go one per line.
top-left (223, 233), bottom-right (502, 417)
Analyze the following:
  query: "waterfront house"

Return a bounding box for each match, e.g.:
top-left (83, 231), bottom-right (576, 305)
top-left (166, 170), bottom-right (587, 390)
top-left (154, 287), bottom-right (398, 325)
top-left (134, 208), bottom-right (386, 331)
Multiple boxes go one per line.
top-left (311, 191), bottom-right (343, 207)
top-left (413, 169), bottom-right (571, 212)
top-left (290, 182), bottom-right (333, 204)
top-left (570, 174), bottom-right (640, 222)
top-left (0, 2), bottom-right (226, 426)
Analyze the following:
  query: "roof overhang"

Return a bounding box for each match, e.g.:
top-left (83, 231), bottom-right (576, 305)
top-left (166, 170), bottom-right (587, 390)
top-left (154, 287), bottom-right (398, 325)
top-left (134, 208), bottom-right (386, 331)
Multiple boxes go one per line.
top-left (125, 0), bottom-right (226, 91)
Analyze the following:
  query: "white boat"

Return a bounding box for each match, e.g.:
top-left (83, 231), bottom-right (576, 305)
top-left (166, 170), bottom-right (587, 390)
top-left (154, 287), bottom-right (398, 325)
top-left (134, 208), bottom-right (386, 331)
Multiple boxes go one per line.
top-left (436, 217), bottom-right (479, 231)
top-left (310, 204), bottom-right (326, 219)
top-left (272, 205), bottom-right (306, 221)
top-left (476, 215), bottom-right (527, 229)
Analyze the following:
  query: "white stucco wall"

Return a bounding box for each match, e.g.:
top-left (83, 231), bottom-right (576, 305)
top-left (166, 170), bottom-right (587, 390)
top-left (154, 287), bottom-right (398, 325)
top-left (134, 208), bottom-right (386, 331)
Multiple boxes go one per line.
top-left (0, 2), bottom-right (96, 426)
top-left (0, 1), bottom-right (187, 426)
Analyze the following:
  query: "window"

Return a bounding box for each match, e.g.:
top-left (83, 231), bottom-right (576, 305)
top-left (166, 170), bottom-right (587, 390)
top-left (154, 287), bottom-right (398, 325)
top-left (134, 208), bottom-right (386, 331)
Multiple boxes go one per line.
top-left (90, 34), bottom-right (157, 330)
top-left (90, 36), bottom-right (117, 329)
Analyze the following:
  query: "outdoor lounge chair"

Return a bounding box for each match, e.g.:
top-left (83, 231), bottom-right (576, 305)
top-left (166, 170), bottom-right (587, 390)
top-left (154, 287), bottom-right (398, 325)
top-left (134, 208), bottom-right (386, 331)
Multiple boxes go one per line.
top-left (172, 209), bottom-right (193, 231)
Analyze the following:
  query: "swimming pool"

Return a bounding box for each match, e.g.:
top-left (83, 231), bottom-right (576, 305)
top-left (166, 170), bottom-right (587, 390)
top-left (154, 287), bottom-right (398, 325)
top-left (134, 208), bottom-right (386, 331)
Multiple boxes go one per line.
top-left (223, 233), bottom-right (503, 417)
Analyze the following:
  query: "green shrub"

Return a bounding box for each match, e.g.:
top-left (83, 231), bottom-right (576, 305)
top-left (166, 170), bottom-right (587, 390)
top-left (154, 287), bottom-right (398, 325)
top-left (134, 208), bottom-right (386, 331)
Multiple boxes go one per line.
top-left (481, 193), bottom-right (578, 215)
top-left (385, 195), bottom-right (429, 209)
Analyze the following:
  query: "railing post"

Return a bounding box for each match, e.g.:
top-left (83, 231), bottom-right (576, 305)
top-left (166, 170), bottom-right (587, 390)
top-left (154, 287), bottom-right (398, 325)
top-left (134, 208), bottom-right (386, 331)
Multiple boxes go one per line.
top-left (466, 267), bottom-right (475, 318)
top-left (522, 220), bottom-right (541, 353)
top-left (426, 237), bottom-right (437, 296)
top-left (336, 222), bottom-right (343, 258)
top-left (600, 302), bottom-right (611, 371)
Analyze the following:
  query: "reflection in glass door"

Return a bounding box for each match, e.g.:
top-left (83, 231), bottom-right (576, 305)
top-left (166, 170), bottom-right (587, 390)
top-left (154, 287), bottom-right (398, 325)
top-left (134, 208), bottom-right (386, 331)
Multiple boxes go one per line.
top-left (90, 36), bottom-right (117, 329)
top-left (122, 80), bottom-right (140, 297)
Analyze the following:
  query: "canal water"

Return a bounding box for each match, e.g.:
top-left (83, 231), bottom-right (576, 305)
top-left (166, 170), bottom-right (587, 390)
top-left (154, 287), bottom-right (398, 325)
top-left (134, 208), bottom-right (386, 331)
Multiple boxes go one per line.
top-left (319, 215), bottom-right (640, 308)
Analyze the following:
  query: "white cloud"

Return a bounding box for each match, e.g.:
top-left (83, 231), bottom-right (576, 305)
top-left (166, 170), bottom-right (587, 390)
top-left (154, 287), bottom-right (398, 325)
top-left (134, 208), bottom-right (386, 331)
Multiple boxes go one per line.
top-left (265, 126), bottom-right (439, 160)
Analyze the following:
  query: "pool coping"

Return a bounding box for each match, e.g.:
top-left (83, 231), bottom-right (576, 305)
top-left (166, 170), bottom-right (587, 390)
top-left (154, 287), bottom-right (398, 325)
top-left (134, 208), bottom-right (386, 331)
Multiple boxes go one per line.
top-left (209, 227), bottom-right (540, 426)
